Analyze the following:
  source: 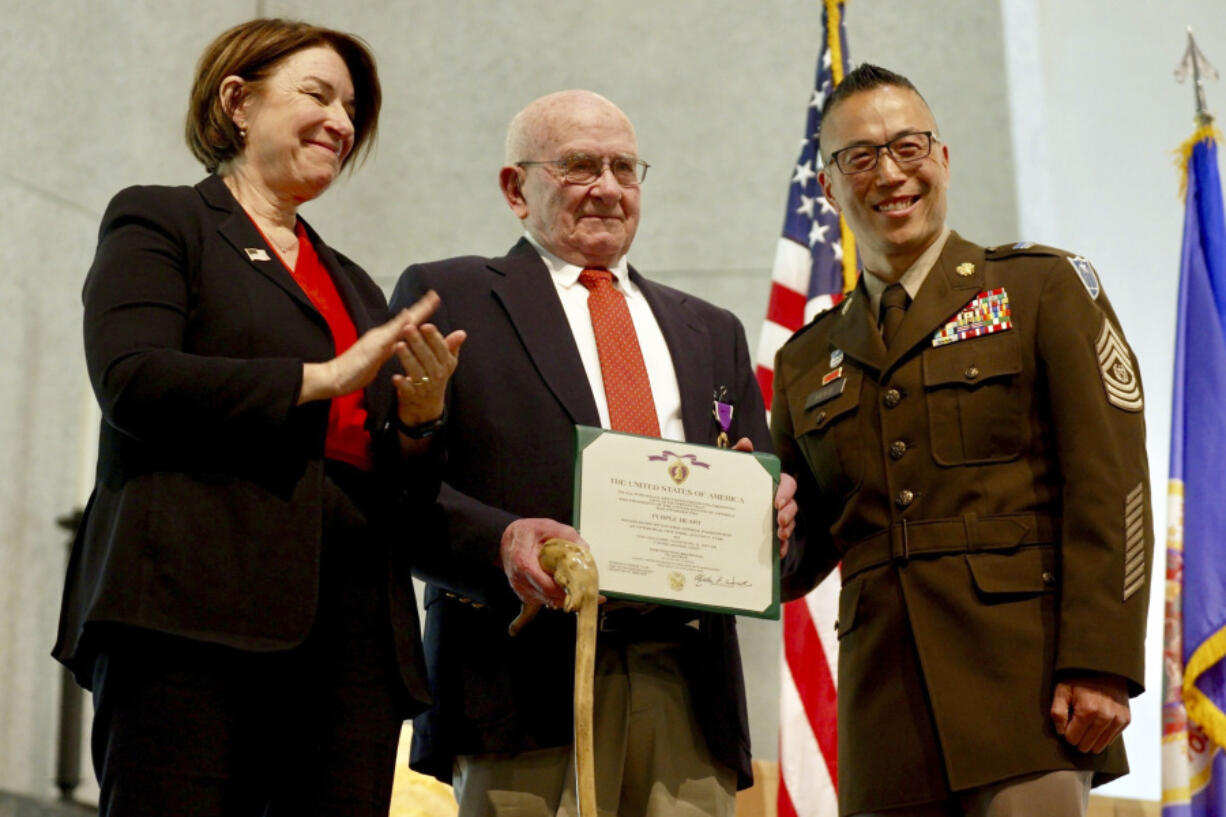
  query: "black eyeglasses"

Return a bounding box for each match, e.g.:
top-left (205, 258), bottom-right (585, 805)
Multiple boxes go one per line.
top-left (516, 153), bottom-right (650, 186)
top-left (827, 132), bottom-right (938, 175)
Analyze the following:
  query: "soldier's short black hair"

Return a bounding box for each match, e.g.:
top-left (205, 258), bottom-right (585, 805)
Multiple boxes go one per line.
top-left (819, 64), bottom-right (933, 155)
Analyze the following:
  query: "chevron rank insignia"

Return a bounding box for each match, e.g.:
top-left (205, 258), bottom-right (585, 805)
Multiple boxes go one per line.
top-left (1069, 255), bottom-right (1100, 299)
top-left (931, 288), bottom-right (1013, 347)
top-left (1096, 318), bottom-right (1142, 411)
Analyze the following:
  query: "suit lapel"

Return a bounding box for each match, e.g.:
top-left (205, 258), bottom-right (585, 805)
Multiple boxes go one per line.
top-left (829, 281), bottom-right (886, 374)
top-left (490, 240), bottom-right (601, 427)
top-left (198, 176), bottom-right (325, 325)
top-left (634, 271), bottom-right (713, 443)
top-left (883, 232), bottom-right (985, 371)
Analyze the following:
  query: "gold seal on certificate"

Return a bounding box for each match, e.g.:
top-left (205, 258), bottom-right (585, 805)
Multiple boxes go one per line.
top-left (572, 426), bottom-right (780, 619)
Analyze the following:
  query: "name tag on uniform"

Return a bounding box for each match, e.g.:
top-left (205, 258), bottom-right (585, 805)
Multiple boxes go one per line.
top-left (805, 379), bottom-right (846, 411)
top-left (932, 288), bottom-right (1013, 347)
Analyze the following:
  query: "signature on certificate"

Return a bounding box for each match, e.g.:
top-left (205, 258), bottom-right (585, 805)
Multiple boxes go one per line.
top-left (694, 573), bottom-right (753, 589)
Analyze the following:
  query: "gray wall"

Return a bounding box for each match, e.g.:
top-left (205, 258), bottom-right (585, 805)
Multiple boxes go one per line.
top-left (2, 0), bottom-right (1221, 804)
top-left (999, 1), bottom-right (1226, 799)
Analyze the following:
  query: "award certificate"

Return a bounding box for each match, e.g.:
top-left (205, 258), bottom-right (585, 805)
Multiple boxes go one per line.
top-left (572, 426), bottom-right (780, 619)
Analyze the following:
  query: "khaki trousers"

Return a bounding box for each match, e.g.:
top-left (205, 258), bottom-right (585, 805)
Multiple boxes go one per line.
top-left (452, 639), bottom-right (735, 817)
top-left (857, 770), bottom-right (1093, 817)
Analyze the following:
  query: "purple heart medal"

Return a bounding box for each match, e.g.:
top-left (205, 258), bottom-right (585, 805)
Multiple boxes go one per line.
top-left (713, 387), bottom-right (734, 448)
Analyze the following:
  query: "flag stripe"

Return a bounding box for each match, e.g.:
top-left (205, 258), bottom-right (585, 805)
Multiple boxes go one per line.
top-left (778, 778), bottom-right (800, 817)
top-left (784, 598), bottom-right (839, 785)
top-left (772, 237), bottom-right (816, 293)
top-left (768, 281), bottom-right (809, 331)
top-left (780, 631), bottom-right (838, 807)
top-left (756, 321), bottom-right (798, 370)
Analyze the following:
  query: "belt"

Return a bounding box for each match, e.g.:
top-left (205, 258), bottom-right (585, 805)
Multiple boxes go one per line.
top-left (597, 604), bottom-right (699, 638)
top-left (840, 512), bottom-right (1057, 583)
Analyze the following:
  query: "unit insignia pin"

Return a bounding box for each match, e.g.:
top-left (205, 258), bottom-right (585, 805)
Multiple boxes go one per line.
top-left (956, 262), bottom-right (975, 277)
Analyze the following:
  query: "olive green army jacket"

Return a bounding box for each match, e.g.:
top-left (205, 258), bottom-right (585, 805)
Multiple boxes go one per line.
top-left (771, 232), bottom-right (1151, 815)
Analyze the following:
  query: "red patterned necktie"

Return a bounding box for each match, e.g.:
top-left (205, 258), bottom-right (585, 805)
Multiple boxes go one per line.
top-left (578, 268), bottom-right (660, 437)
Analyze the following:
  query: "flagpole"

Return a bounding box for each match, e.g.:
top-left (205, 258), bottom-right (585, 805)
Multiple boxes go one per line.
top-left (823, 0), bottom-right (859, 292)
top-left (1175, 27), bottom-right (1218, 128)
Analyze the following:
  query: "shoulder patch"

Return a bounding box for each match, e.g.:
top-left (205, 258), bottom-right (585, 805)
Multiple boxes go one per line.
top-left (1096, 318), bottom-right (1142, 411)
top-left (1068, 255), bottom-right (1100, 299)
top-left (985, 241), bottom-right (1067, 260)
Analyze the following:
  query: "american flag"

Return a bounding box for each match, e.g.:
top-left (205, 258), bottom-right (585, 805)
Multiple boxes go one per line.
top-left (758, 4), bottom-right (853, 817)
top-left (754, 2), bottom-right (855, 408)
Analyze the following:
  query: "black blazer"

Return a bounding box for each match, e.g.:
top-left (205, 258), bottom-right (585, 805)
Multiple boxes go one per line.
top-left (54, 175), bottom-right (432, 711)
top-left (390, 239), bottom-right (771, 789)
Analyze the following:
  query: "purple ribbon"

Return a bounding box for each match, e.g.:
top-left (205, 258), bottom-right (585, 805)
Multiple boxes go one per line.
top-left (647, 451), bottom-right (710, 468)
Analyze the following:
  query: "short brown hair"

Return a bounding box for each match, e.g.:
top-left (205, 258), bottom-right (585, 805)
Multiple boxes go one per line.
top-left (185, 18), bottom-right (381, 173)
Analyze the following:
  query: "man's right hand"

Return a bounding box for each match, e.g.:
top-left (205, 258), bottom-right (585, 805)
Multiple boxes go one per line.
top-left (500, 518), bottom-right (586, 609)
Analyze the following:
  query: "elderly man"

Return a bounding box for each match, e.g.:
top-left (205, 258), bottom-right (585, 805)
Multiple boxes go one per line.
top-left (771, 64), bottom-right (1152, 817)
top-left (391, 90), bottom-right (792, 817)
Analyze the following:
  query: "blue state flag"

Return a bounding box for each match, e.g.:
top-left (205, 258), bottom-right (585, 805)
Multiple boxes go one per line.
top-left (1162, 126), bottom-right (1226, 817)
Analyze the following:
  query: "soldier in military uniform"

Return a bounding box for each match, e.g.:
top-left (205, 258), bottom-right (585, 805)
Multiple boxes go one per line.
top-left (772, 64), bottom-right (1151, 817)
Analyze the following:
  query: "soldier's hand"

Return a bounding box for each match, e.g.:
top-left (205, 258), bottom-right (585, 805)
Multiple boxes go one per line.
top-left (774, 473), bottom-right (798, 558)
top-left (1050, 673), bottom-right (1131, 754)
top-left (731, 438), bottom-right (797, 557)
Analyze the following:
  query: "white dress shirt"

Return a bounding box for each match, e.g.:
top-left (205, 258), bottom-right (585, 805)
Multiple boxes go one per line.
top-left (524, 234), bottom-right (685, 442)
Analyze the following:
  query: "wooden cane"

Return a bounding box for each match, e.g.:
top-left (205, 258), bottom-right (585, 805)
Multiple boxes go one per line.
top-left (507, 538), bottom-right (599, 817)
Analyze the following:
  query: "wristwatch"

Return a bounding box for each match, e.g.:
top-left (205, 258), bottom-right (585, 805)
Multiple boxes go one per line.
top-left (392, 411), bottom-right (446, 439)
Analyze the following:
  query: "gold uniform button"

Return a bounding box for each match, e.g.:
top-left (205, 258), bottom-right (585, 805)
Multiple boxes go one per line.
top-left (964, 366), bottom-right (980, 380)
top-left (889, 440), bottom-right (908, 460)
top-left (883, 388), bottom-right (902, 408)
top-left (1042, 570), bottom-right (1056, 586)
top-left (815, 411), bottom-right (827, 425)
top-left (896, 489), bottom-right (915, 509)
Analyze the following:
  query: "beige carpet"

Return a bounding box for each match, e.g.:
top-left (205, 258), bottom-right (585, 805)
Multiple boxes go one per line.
top-left (389, 724), bottom-right (459, 817)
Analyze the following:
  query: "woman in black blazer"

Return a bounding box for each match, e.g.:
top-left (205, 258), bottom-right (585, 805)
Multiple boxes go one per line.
top-left (52, 19), bottom-right (463, 817)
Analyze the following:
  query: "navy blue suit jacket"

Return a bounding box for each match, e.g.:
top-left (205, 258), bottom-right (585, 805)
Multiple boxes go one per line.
top-left (390, 239), bottom-right (769, 788)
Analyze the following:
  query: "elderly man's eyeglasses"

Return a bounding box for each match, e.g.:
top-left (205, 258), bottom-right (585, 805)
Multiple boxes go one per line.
top-left (516, 153), bottom-right (650, 186)
top-left (827, 132), bottom-right (938, 175)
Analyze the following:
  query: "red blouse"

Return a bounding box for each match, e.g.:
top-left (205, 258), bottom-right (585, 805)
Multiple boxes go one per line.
top-left (263, 222), bottom-right (374, 471)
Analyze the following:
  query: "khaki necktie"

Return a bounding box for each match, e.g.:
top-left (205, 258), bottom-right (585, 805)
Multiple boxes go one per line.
top-left (578, 268), bottom-right (660, 437)
top-left (879, 283), bottom-right (910, 347)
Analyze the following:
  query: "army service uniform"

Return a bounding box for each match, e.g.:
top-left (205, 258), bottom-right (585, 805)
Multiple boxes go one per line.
top-left (771, 232), bottom-right (1152, 816)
